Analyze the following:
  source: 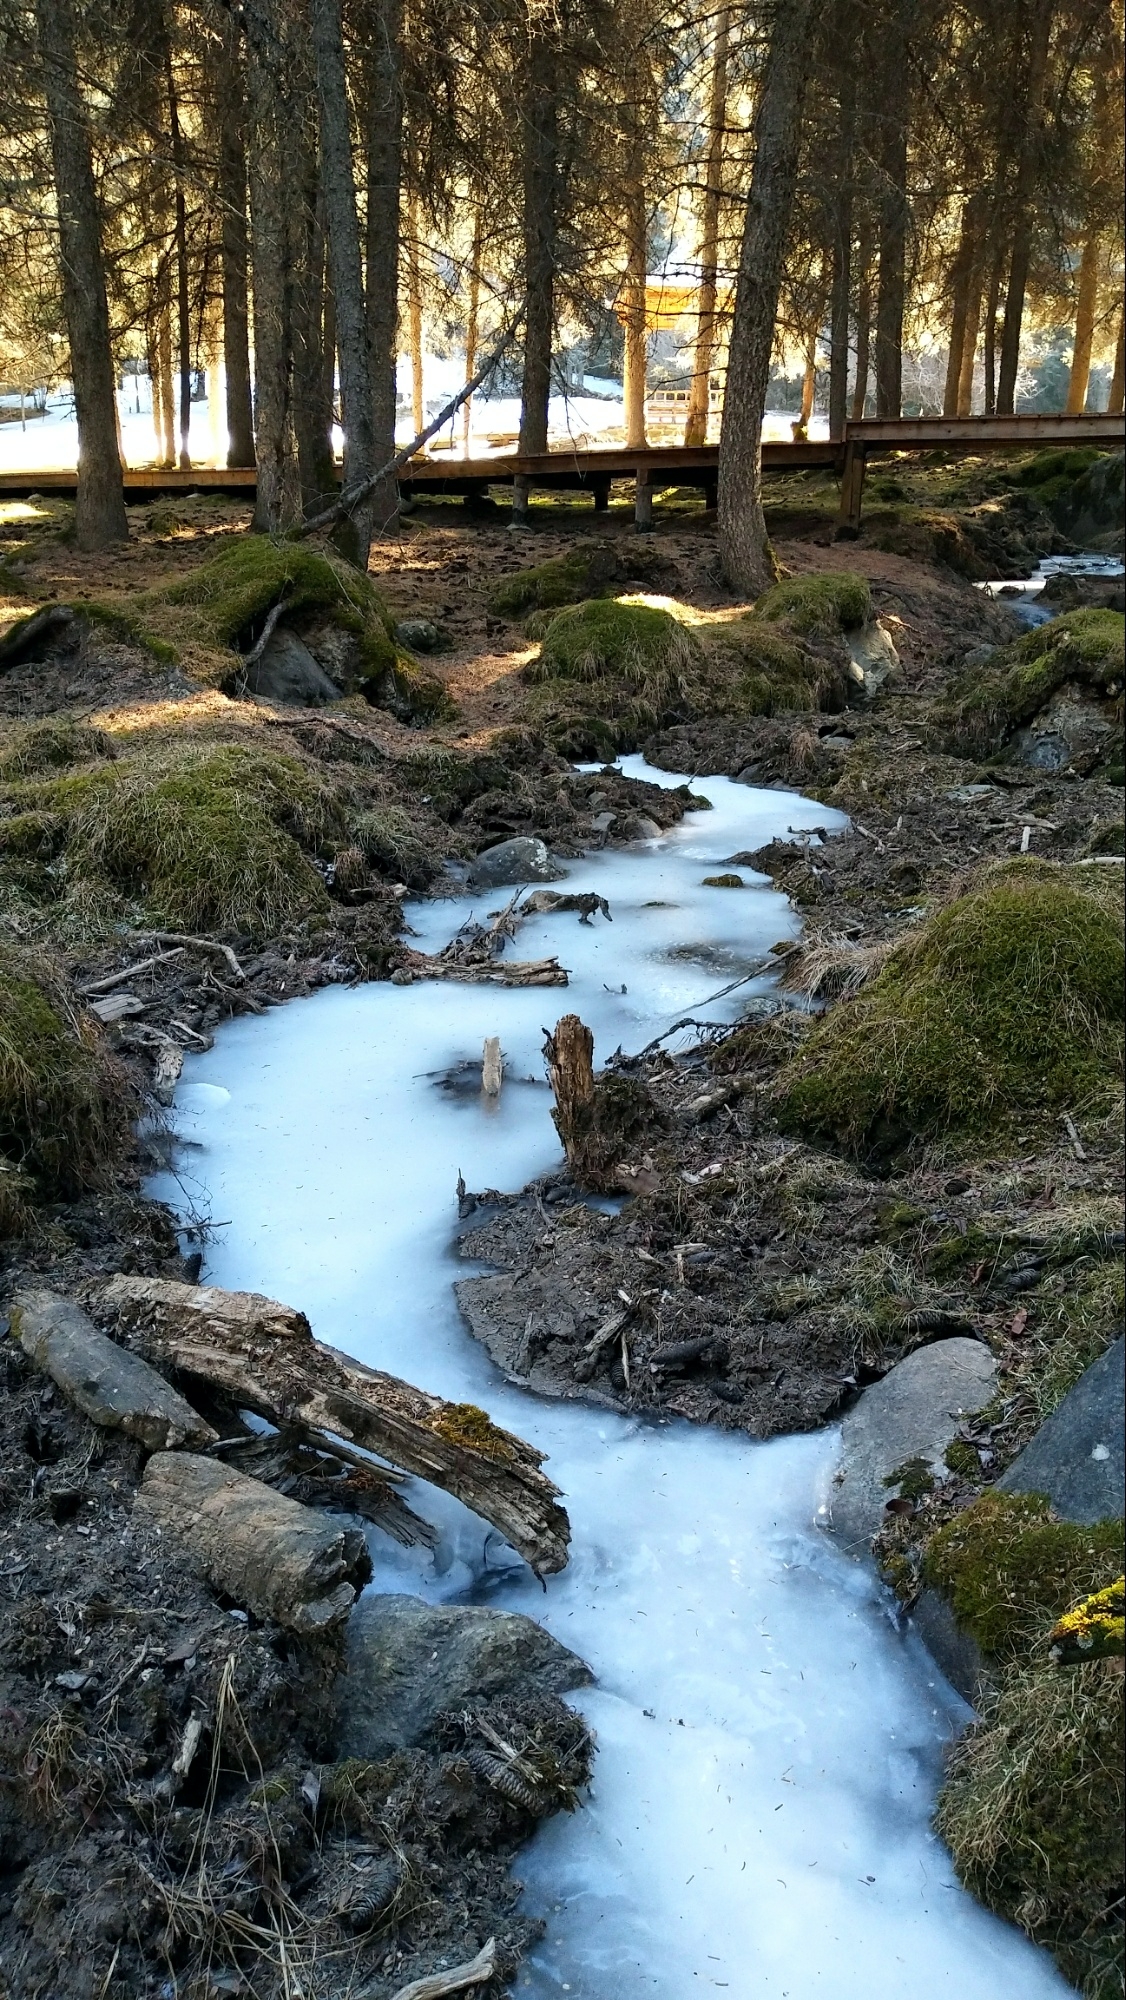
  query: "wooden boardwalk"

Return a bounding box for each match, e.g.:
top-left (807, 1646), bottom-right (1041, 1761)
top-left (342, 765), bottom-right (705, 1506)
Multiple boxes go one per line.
top-left (1, 412), bottom-right (1121, 528)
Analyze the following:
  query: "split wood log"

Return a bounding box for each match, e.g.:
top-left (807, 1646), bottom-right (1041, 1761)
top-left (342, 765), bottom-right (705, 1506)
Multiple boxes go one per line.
top-left (136, 1451), bottom-right (370, 1632)
top-left (481, 1036), bottom-right (503, 1097)
top-left (11, 1289), bottom-right (216, 1452)
top-left (101, 1276), bottom-right (571, 1575)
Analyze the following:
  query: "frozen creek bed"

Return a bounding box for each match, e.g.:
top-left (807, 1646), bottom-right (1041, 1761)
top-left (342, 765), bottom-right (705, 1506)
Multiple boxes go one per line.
top-left (153, 760), bottom-right (1074, 1999)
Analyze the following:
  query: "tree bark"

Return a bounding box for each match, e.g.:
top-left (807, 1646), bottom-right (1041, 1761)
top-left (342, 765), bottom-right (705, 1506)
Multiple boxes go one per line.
top-left (685, 3), bottom-right (729, 447)
top-left (1109, 308), bottom-right (1125, 415)
top-left (518, 4), bottom-right (558, 455)
top-left (156, 299), bottom-right (175, 463)
top-left (216, 9), bottom-right (255, 467)
top-left (827, 44), bottom-right (855, 442)
top-left (717, 0), bottom-right (821, 595)
top-left (12, 1289), bottom-right (215, 1454)
top-left (942, 202), bottom-right (977, 416)
top-left (1066, 228), bottom-right (1100, 414)
top-left (245, 0), bottom-right (299, 532)
top-left (103, 1275), bottom-right (571, 1577)
top-left (163, 40), bottom-right (193, 469)
top-left (406, 189), bottom-right (425, 432)
top-left (34, 0), bottom-right (127, 547)
top-left (982, 239), bottom-right (1003, 414)
top-left (874, 8), bottom-right (909, 419)
top-left (291, 137), bottom-right (337, 518)
top-left (996, 0), bottom-right (1054, 414)
top-left (462, 212), bottom-right (484, 446)
top-left (312, 0), bottom-right (377, 564)
top-left (850, 214), bottom-right (873, 419)
top-left (363, 0), bottom-right (403, 530)
top-left (621, 171), bottom-right (648, 448)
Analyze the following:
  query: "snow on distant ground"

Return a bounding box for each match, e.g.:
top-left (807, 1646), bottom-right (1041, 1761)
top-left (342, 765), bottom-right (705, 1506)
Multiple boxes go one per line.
top-left (0, 376), bottom-right (828, 474)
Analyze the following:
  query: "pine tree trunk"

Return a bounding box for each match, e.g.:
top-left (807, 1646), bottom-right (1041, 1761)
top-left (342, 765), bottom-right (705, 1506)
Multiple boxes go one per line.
top-left (827, 47), bottom-right (855, 442)
top-left (162, 41), bottom-right (193, 469)
top-left (157, 303), bottom-right (175, 465)
top-left (146, 320), bottom-right (164, 460)
top-left (996, 0), bottom-right (1054, 414)
top-left (1065, 229), bottom-right (1100, 414)
top-left (800, 340), bottom-right (816, 428)
top-left (406, 190), bottom-right (425, 432)
top-left (621, 172), bottom-right (648, 449)
top-left (942, 203), bottom-right (977, 416)
top-left (982, 241), bottom-right (1003, 415)
top-left (245, 0), bottom-right (299, 532)
top-left (717, 0), bottom-right (821, 595)
top-left (363, 0), bottom-right (403, 532)
top-left (34, 0), bottom-right (127, 548)
top-left (217, 11), bottom-right (255, 467)
top-left (312, 0), bottom-right (377, 565)
top-left (291, 138), bottom-right (337, 519)
top-left (462, 215), bottom-right (484, 447)
top-left (956, 274), bottom-right (982, 416)
top-left (851, 216), bottom-right (873, 419)
top-left (1109, 309), bottom-right (1125, 415)
top-left (874, 49), bottom-right (908, 414)
top-left (519, 9), bottom-right (558, 456)
top-left (685, 3), bottom-right (729, 448)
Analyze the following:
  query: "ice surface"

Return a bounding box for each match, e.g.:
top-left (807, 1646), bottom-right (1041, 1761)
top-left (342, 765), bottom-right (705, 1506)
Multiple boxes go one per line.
top-left (152, 762), bottom-right (1074, 1999)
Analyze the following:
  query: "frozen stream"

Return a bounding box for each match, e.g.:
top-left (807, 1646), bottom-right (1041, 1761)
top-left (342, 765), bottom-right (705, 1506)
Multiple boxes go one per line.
top-left (152, 760), bottom-right (1073, 1999)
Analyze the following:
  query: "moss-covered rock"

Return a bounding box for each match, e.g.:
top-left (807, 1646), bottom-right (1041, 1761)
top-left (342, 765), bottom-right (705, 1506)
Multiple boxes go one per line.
top-left (942, 607), bottom-right (1124, 757)
top-left (935, 1655), bottom-right (1124, 1996)
top-left (701, 615), bottom-right (851, 715)
top-left (0, 948), bottom-right (131, 1210)
top-left (1049, 1577), bottom-right (1125, 1664)
top-left (487, 542), bottom-right (638, 618)
top-left (521, 598), bottom-right (705, 758)
top-left (776, 860), bottom-right (1124, 1149)
top-left (753, 570), bottom-right (872, 637)
top-left (921, 1491), bottom-right (1124, 1658)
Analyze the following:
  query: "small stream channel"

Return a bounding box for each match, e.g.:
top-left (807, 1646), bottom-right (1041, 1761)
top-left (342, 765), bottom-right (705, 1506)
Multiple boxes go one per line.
top-left (152, 759), bottom-right (1077, 1999)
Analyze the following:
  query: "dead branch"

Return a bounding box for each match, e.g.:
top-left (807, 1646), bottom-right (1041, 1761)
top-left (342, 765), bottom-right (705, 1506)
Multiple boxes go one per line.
top-left (135, 931), bottom-right (245, 981)
top-left (370, 1939), bottom-right (497, 2000)
top-left (403, 949), bottom-right (567, 987)
top-left (80, 949), bottom-right (185, 995)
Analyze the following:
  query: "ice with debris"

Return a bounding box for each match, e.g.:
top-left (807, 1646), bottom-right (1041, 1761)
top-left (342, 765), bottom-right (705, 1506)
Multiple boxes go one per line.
top-left (153, 760), bottom-right (1074, 1999)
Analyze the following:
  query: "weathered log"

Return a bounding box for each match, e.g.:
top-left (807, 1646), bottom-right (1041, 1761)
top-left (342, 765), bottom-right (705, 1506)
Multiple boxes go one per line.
top-left (481, 1035), bottom-right (503, 1097)
top-left (543, 1014), bottom-right (595, 1166)
top-left (543, 1015), bottom-right (662, 1188)
top-left (101, 1276), bottom-right (571, 1575)
top-left (136, 1451), bottom-right (370, 1632)
top-left (403, 949), bottom-right (567, 987)
top-left (11, 1288), bottom-right (215, 1452)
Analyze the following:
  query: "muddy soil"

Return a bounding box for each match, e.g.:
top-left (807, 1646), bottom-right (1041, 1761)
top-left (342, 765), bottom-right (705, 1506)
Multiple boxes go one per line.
top-left (1, 471), bottom-right (1122, 1998)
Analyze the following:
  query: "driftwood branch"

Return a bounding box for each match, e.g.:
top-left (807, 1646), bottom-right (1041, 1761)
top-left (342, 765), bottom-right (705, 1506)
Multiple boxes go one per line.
top-left (295, 325), bottom-right (517, 540)
top-left (101, 1277), bottom-right (570, 1575)
top-left (403, 949), bottom-right (567, 988)
top-left (135, 931), bottom-right (245, 981)
top-left (362, 1938), bottom-right (497, 2000)
top-left (80, 949), bottom-right (185, 995)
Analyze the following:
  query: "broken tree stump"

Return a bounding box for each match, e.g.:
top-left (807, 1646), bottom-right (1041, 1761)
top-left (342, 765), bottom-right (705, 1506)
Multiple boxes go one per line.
top-left (136, 1451), bottom-right (370, 1631)
top-left (100, 1276), bottom-right (571, 1575)
top-left (11, 1289), bottom-right (216, 1452)
top-left (543, 1015), bottom-right (662, 1190)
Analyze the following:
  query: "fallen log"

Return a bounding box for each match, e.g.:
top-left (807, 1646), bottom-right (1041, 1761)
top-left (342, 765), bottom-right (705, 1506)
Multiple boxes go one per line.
top-left (11, 1289), bottom-right (216, 1452)
top-left (136, 1451), bottom-right (370, 1632)
top-left (101, 1276), bottom-right (571, 1576)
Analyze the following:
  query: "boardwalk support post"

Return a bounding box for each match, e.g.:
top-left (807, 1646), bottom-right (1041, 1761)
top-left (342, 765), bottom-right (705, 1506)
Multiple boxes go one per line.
top-left (839, 442), bottom-right (866, 530)
top-left (511, 473), bottom-right (531, 527)
top-left (635, 470), bottom-right (654, 532)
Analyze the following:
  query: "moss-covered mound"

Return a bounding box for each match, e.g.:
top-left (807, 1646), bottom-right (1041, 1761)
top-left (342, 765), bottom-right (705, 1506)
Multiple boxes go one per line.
top-left (488, 542), bottom-right (641, 618)
top-left (701, 615), bottom-right (851, 715)
top-left (753, 570), bottom-right (872, 637)
top-left (521, 599), bottom-right (706, 758)
top-left (0, 948), bottom-right (131, 1215)
top-left (921, 1491), bottom-right (1124, 1658)
top-left (943, 607), bottom-right (1125, 756)
top-left (777, 860), bottom-right (1124, 1149)
top-left (1, 742), bottom-right (339, 937)
top-left (936, 1655), bottom-right (1123, 1996)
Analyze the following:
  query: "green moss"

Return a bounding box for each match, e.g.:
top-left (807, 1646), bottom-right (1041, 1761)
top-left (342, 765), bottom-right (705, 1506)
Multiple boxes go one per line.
top-left (11, 745), bottom-right (338, 937)
top-left (487, 544), bottom-right (627, 617)
top-left (702, 872), bottom-right (745, 888)
top-left (701, 616), bottom-right (848, 715)
top-left (1050, 1578), bottom-right (1125, 1663)
top-left (884, 1457), bottom-right (937, 1501)
top-left (430, 1401), bottom-right (516, 1462)
top-left (348, 806), bottom-right (438, 888)
top-left (922, 1491), bottom-right (1124, 1657)
top-left (943, 608), bottom-right (1125, 756)
top-left (1011, 446), bottom-right (1104, 491)
top-left (521, 598), bottom-right (704, 757)
top-left (396, 746), bottom-right (510, 820)
top-left (944, 1438), bottom-right (984, 1479)
top-left (753, 570), bottom-right (871, 637)
top-left (777, 861), bottom-right (1125, 1149)
top-left (935, 1658), bottom-right (1124, 1996)
top-left (0, 949), bottom-right (131, 1205)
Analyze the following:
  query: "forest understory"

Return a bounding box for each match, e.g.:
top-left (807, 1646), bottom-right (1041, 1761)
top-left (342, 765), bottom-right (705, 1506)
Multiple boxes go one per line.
top-left (0, 450), bottom-right (1123, 1998)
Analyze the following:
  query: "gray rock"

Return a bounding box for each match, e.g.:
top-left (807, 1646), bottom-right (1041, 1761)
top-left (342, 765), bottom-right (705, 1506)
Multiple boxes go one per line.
top-left (467, 836), bottom-right (566, 888)
top-left (12, 1288), bottom-right (215, 1453)
top-left (961, 644), bottom-right (998, 670)
top-left (826, 1338), bottom-right (998, 1556)
top-left (1010, 692), bottom-right (1114, 775)
top-left (395, 617), bottom-right (443, 652)
top-left (845, 619), bottom-right (900, 695)
top-left (998, 1336), bottom-right (1124, 1522)
top-left (336, 1591), bottom-right (592, 1759)
top-left (245, 626), bottom-right (342, 706)
top-left (910, 1586), bottom-right (989, 1707)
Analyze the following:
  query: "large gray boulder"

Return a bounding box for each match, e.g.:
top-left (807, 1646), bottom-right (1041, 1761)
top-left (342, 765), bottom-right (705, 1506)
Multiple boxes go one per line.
top-left (245, 626), bottom-right (342, 706)
top-left (336, 1591), bottom-right (592, 1760)
top-left (999, 1336), bottom-right (1124, 1522)
top-left (826, 1338), bottom-right (998, 1556)
top-left (467, 836), bottom-right (566, 888)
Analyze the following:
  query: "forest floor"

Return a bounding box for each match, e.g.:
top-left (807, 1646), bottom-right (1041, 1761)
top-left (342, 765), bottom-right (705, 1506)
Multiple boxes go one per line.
top-left (0, 448), bottom-right (1122, 1998)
